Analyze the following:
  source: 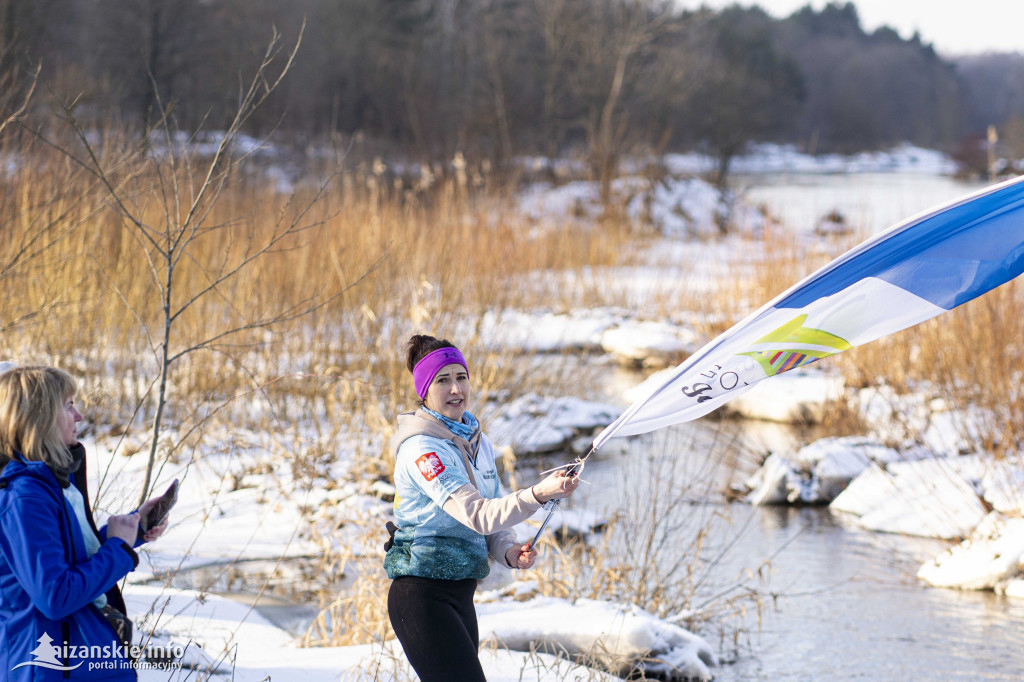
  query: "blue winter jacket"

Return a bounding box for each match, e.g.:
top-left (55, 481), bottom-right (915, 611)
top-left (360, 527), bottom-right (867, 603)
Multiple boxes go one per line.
top-left (0, 454), bottom-right (139, 680)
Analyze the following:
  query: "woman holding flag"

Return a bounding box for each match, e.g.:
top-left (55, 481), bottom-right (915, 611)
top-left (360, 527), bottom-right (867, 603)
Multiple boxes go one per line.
top-left (384, 334), bottom-right (578, 681)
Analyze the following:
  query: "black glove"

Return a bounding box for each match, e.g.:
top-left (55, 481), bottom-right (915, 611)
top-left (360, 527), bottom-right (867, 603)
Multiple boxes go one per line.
top-left (383, 521), bottom-right (399, 551)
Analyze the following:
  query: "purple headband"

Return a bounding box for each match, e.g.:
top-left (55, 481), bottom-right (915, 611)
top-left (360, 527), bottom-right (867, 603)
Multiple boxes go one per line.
top-left (413, 347), bottom-right (469, 400)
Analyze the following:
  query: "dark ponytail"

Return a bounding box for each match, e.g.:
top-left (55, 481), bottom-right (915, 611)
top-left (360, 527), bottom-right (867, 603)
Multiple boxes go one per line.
top-left (405, 334), bottom-right (457, 372)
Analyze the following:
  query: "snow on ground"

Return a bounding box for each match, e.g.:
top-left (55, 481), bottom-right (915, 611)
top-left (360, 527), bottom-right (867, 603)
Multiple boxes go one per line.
top-left (624, 175), bottom-right (768, 238)
top-left (478, 309), bottom-right (618, 353)
top-left (76, 390), bottom-right (710, 679)
top-left (518, 180), bottom-right (607, 225)
top-left (519, 171), bottom-right (768, 239)
top-left (86, 430), bottom-right (387, 583)
top-left (127, 586), bottom-right (619, 682)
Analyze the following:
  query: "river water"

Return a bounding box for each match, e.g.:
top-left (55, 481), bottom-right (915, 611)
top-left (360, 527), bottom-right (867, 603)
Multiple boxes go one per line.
top-left (574, 170), bottom-right (1024, 681)
top-left (564, 412), bottom-right (1024, 682)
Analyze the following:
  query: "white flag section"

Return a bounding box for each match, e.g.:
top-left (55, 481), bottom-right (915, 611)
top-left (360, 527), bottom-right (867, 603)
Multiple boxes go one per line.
top-left (593, 173), bottom-right (1024, 449)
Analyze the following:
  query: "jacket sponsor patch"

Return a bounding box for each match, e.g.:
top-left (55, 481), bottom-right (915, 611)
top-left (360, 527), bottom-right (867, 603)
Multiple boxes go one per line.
top-left (415, 452), bottom-right (445, 481)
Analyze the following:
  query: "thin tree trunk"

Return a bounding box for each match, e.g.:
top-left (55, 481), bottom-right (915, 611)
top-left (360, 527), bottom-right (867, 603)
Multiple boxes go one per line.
top-left (140, 261), bottom-right (173, 505)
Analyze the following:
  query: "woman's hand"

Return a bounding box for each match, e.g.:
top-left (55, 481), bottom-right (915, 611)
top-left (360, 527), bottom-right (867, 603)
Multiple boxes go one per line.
top-left (531, 470), bottom-right (580, 504)
top-left (137, 497), bottom-right (170, 542)
top-left (505, 542), bottom-right (538, 570)
top-left (107, 512), bottom-right (140, 545)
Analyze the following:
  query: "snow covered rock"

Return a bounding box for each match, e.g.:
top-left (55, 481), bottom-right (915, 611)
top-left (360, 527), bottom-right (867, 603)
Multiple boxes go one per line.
top-left (485, 393), bottom-right (620, 455)
top-left (477, 597), bottom-right (717, 681)
top-left (744, 453), bottom-right (796, 505)
top-left (725, 369), bottom-right (845, 424)
top-left (917, 513), bottom-right (1024, 591)
top-left (855, 385), bottom-right (980, 457)
top-left (978, 457), bottom-right (1024, 516)
top-left (626, 176), bottom-right (726, 238)
top-left (744, 437), bottom-right (898, 506)
top-left (600, 321), bottom-right (698, 367)
top-left (479, 309), bottom-right (615, 353)
top-left (798, 437), bottom-right (899, 501)
top-left (831, 456), bottom-right (989, 539)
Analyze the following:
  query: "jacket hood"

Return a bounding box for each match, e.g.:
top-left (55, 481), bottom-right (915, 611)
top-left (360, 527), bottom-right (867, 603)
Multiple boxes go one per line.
top-left (392, 408), bottom-right (453, 455)
top-left (0, 454), bottom-right (60, 489)
top-left (0, 443), bottom-right (82, 489)
top-left (391, 408), bottom-right (482, 456)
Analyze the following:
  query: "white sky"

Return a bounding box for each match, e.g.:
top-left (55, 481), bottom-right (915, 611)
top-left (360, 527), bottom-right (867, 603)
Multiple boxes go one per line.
top-left (678, 0), bottom-right (1024, 56)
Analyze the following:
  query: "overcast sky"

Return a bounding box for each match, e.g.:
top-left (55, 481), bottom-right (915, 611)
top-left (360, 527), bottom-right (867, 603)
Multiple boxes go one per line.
top-left (677, 0), bottom-right (1024, 57)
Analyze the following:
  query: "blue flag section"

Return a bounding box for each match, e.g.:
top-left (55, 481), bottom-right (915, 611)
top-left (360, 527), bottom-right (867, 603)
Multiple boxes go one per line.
top-left (593, 174), bottom-right (1024, 448)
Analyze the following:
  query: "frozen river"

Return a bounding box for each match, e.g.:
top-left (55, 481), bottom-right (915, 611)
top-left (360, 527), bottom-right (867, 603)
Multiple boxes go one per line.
top-left (735, 172), bottom-right (990, 236)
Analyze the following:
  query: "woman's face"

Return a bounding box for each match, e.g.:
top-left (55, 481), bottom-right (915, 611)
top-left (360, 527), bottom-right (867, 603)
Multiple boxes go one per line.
top-left (57, 395), bottom-right (82, 446)
top-left (424, 363), bottom-right (471, 421)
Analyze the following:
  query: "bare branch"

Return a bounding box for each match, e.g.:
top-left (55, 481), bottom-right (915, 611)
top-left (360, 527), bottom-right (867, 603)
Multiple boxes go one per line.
top-left (0, 64), bottom-right (40, 138)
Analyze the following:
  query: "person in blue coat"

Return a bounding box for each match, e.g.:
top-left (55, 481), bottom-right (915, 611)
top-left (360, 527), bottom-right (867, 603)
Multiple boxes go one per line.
top-left (0, 366), bottom-right (169, 680)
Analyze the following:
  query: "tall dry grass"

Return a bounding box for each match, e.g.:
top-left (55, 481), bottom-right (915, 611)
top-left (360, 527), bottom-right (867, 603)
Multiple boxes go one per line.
top-left (1, 126), bottom-right (632, 440)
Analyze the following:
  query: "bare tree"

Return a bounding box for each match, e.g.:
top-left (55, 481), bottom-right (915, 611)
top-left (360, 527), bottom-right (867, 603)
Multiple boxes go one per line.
top-left (32, 24), bottom-right (363, 502)
top-left (683, 7), bottom-right (804, 188)
top-left (572, 0), bottom-right (681, 205)
top-left (89, 0), bottom-right (237, 131)
top-left (531, 0), bottom-right (583, 160)
top-left (0, 60), bottom-right (35, 139)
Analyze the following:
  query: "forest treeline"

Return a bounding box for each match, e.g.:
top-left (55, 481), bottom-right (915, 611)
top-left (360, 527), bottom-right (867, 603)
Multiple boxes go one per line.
top-left (2, 0), bottom-right (1024, 184)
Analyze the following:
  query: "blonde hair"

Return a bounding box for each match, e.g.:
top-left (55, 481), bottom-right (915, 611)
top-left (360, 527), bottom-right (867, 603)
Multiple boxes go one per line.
top-left (0, 366), bottom-right (77, 470)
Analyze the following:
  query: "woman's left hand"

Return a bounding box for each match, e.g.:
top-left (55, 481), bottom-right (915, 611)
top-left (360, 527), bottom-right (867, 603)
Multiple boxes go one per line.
top-left (505, 542), bottom-right (538, 570)
top-left (137, 497), bottom-right (169, 542)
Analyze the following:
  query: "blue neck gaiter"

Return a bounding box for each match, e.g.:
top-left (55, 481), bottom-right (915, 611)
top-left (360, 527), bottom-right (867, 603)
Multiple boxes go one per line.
top-left (423, 407), bottom-right (479, 442)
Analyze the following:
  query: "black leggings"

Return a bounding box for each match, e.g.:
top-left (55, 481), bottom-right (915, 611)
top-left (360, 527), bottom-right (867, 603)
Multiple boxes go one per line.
top-left (388, 576), bottom-right (486, 682)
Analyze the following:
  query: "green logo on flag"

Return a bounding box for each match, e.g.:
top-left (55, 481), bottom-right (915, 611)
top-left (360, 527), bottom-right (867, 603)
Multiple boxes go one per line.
top-left (740, 314), bottom-right (851, 377)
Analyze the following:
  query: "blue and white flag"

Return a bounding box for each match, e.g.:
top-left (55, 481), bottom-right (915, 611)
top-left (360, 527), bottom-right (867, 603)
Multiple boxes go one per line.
top-left (593, 173), bottom-right (1024, 448)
